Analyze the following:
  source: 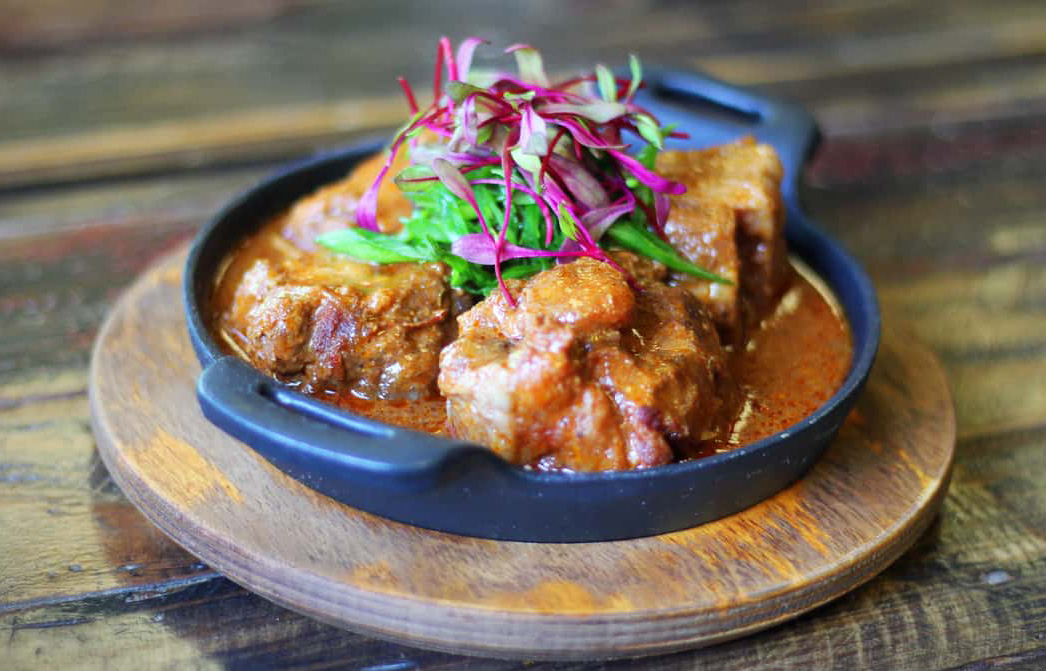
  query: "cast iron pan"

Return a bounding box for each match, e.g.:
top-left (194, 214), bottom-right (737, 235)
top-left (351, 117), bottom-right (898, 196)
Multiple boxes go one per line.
top-left (185, 69), bottom-right (880, 542)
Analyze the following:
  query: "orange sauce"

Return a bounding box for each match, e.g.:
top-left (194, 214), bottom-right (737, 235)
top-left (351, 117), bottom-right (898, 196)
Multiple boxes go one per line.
top-left (212, 218), bottom-right (852, 461)
top-left (315, 260), bottom-right (852, 456)
top-left (330, 393), bottom-right (450, 436)
top-left (713, 262), bottom-right (851, 452)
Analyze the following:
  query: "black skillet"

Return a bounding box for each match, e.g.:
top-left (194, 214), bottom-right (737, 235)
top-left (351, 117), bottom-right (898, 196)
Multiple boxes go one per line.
top-left (185, 69), bottom-right (880, 542)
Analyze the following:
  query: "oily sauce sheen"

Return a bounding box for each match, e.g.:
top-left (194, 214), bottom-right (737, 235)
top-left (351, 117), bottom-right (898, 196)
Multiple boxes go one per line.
top-left (715, 265), bottom-right (850, 452)
top-left (329, 264), bottom-right (851, 460)
top-left (212, 216), bottom-right (851, 468)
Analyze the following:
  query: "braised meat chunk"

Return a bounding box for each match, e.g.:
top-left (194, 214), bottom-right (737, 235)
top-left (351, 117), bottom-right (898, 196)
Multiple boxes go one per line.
top-left (220, 252), bottom-right (455, 400)
top-left (438, 258), bottom-right (733, 471)
top-left (656, 137), bottom-right (789, 342)
top-left (214, 143), bottom-right (462, 400)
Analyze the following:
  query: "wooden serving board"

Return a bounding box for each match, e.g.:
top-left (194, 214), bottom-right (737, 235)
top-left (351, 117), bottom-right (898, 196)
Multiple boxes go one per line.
top-left (90, 245), bottom-right (956, 661)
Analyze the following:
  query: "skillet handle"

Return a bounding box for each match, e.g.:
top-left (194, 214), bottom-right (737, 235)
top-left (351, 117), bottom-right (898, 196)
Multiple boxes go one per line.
top-left (196, 356), bottom-right (487, 490)
top-left (635, 68), bottom-right (820, 209)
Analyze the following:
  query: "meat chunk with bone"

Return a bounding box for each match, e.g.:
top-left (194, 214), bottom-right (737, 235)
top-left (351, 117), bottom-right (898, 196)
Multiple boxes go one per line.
top-left (656, 137), bottom-right (789, 343)
top-left (438, 257), bottom-right (733, 471)
top-left (221, 253), bottom-right (455, 399)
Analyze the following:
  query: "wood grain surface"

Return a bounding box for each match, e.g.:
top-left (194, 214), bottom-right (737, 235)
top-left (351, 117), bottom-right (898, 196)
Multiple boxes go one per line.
top-left (2, 1), bottom-right (1046, 669)
top-left (86, 247), bottom-right (955, 660)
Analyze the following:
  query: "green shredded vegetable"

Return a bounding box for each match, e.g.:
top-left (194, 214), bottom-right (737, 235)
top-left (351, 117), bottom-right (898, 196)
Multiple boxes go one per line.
top-left (316, 41), bottom-right (731, 297)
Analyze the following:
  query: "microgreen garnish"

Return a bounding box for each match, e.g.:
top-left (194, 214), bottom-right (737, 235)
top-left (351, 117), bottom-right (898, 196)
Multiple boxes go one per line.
top-left (317, 37), bottom-right (729, 303)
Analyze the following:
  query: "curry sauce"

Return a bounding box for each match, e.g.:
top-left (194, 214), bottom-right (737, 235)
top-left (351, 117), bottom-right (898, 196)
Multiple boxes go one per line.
top-left (323, 262), bottom-right (850, 462)
top-left (212, 215), bottom-right (851, 465)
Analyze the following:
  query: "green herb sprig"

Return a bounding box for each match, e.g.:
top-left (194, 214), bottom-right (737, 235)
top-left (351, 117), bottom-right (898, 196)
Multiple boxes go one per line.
top-left (318, 37), bottom-right (729, 302)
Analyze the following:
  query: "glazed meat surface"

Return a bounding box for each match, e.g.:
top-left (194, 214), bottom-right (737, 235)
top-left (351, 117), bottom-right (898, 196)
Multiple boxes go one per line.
top-left (221, 253), bottom-right (455, 399)
top-left (215, 150), bottom-right (458, 400)
top-left (656, 137), bottom-right (789, 343)
top-left (438, 257), bottom-right (733, 471)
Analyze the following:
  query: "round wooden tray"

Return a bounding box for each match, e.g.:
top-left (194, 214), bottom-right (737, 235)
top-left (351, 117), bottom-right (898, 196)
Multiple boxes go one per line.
top-left (90, 246), bottom-right (955, 661)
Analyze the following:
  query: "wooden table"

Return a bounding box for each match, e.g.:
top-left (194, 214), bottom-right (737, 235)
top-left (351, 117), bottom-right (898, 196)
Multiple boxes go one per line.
top-left (2, 2), bottom-right (1044, 669)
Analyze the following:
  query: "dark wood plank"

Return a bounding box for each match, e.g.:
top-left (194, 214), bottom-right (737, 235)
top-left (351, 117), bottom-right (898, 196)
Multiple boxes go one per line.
top-left (0, 97), bottom-right (405, 190)
top-left (0, 0), bottom-right (305, 54)
top-left (3, 426), bottom-right (1044, 669)
top-left (803, 122), bottom-right (1046, 439)
top-left (0, 393), bottom-right (217, 609)
top-left (0, 217), bottom-right (196, 376)
top-left (3, 0), bottom-right (1046, 188)
top-left (0, 171), bottom-right (264, 612)
top-left (2, 580), bottom-right (473, 671)
top-left (0, 166), bottom-right (268, 240)
top-left (0, 165), bottom-right (279, 382)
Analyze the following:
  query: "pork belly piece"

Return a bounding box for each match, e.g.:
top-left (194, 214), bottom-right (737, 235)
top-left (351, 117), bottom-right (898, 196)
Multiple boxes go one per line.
top-left (220, 253), bottom-right (455, 400)
top-left (656, 137), bottom-right (789, 343)
top-left (438, 258), bottom-right (733, 471)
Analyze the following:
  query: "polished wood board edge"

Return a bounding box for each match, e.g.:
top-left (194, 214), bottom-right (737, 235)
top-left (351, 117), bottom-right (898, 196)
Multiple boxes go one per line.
top-left (89, 246), bottom-right (956, 661)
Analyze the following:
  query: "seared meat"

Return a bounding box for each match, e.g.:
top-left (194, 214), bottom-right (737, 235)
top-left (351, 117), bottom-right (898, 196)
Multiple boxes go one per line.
top-left (215, 145), bottom-right (463, 399)
top-left (656, 137), bottom-right (789, 342)
top-left (221, 252), bottom-right (455, 400)
top-left (438, 258), bottom-right (732, 471)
